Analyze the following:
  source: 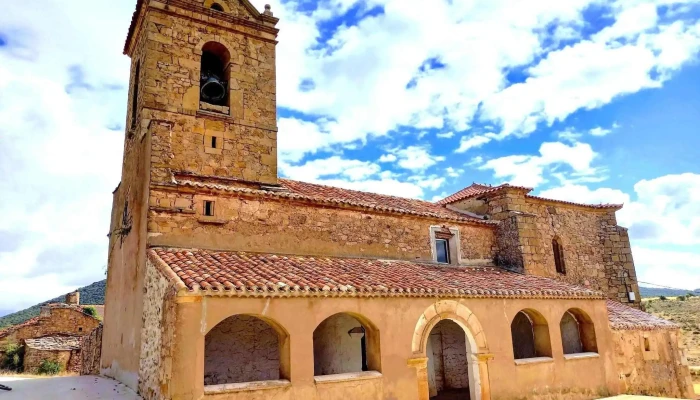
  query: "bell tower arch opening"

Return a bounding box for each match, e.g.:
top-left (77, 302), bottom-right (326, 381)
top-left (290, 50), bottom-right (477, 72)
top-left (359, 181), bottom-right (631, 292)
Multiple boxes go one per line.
top-left (200, 42), bottom-right (231, 108)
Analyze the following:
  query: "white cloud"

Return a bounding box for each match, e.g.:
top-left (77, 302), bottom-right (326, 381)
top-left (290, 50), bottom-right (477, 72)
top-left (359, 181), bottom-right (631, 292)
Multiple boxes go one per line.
top-left (378, 154), bottom-right (397, 163)
top-left (392, 145), bottom-right (445, 170)
top-left (455, 135), bottom-right (491, 153)
top-left (632, 247), bottom-right (700, 290)
top-left (437, 132), bottom-right (455, 139)
top-left (479, 141), bottom-right (600, 187)
top-left (589, 126), bottom-right (612, 136)
top-left (445, 167), bottom-right (463, 178)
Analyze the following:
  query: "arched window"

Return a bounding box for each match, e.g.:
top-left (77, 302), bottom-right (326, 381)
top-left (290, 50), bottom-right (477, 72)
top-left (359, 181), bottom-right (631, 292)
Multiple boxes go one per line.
top-left (560, 309), bottom-right (597, 355)
top-left (130, 61), bottom-right (140, 129)
top-left (204, 315), bottom-right (289, 385)
top-left (199, 42), bottom-right (231, 109)
top-left (210, 2), bottom-right (224, 11)
top-left (313, 313), bottom-right (380, 376)
top-left (552, 238), bottom-right (566, 274)
top-left (510, 309), bottom-right (552, 360)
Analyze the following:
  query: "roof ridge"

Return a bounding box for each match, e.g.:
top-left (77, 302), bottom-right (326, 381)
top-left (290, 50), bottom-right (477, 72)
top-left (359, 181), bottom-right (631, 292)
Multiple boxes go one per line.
top-left (279, 178), bottom-right (442, 205)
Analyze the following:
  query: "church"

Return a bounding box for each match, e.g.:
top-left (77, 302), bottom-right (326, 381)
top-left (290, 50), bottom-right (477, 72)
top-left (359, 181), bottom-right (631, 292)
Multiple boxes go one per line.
top-left (101, 0), bottom-right (695, 399)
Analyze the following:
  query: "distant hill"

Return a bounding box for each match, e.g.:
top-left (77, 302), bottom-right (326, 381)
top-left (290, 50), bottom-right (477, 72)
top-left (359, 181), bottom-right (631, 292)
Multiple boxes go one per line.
top-left (640, 286), bottom-right (700, 298)
top-left (0, 280), bottom-right (106, 328)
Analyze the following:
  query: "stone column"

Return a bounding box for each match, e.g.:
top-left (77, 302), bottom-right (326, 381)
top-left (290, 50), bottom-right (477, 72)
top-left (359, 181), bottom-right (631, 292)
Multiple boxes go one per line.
top-left (407, 357), bottom-right (430, 400)
top-left (476, 353), bottom-right (494, 400)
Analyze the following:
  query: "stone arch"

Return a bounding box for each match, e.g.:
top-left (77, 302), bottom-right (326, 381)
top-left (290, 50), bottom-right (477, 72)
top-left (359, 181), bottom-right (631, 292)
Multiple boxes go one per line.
top-left (510, 308), bottom-right (552, 359)
top-left (410, 300), bottom-right (491, 400)
top-left (203, 0), bottom-right (231, 12)
top-left (194, 37), bottom-right (235, 57)
top-left (412, 300), bottom-right (488, 355)
top-left (203, 313), bottom-right (290, 385)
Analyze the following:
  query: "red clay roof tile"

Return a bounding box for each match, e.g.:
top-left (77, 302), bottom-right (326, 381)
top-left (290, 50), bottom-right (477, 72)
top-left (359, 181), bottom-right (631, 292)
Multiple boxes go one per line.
top-left (606, 300), bottom-right (678, 330)
top-left (149, 248), bottom-right (604, 300)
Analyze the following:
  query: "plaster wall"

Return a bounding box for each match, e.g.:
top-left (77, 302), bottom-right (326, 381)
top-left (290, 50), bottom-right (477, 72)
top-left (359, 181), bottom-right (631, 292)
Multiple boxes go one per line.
top-left (147, 188), bottom-right (497, 263)
top-left (165, 295), bottom-right (618, 400)
top-left (102, 28), bottom-right (152, 387)
top-left (205, 315), bottom-right (280, 384)
top-left (612, 329), bottom-right (694, 399)
top-left (313, 313), bottom-right (363, 376)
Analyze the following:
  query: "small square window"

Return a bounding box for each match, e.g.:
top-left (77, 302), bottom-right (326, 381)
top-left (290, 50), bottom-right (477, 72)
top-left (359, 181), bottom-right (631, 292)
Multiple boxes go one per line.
top-left (211, 136), bottom-right (218, 149)
top-left (436, 239), bottom-right (450, 264)
top-left (78, 327), bottom-right (83, 332)
top-left (643, 337), bottom-right (650, 352)
top-left (204, 200), bottom-right (215, 216)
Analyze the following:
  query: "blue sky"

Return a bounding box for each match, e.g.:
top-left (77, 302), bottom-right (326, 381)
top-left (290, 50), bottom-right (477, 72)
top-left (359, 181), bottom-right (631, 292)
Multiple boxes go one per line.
top-left (0, 0), bottom-right (699, 315)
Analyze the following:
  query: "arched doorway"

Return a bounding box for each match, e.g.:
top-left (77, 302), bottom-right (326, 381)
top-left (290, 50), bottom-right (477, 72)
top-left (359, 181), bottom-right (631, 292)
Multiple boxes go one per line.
top-left (427, 319), bottom-right (471, 399)
top-left (411, 300), bottom-right (490, 400)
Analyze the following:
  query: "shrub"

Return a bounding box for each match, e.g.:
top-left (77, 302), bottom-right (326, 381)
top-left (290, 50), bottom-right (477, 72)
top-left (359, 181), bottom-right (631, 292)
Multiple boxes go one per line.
top-left (678, 295), bottom-right (686, 301)
top-left (82, 306), bottom-right (97, 317)
top-left (1, 341), bottom-right (24, 371)
top-left (38, 359), bottom-right (61, 375)
top-left (686, 292), bottom-right (695, 297)
top-left (659, 295), bottom-right (667, 301)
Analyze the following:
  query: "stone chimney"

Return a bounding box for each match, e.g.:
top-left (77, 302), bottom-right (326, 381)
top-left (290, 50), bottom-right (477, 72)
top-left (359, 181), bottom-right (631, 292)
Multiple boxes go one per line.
top-left (66, 291), bottom-right (80, 306)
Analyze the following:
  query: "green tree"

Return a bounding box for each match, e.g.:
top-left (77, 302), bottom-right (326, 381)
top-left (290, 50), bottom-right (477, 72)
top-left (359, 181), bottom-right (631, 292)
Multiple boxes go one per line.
top-left (1, 342), bottom-right (24, 372)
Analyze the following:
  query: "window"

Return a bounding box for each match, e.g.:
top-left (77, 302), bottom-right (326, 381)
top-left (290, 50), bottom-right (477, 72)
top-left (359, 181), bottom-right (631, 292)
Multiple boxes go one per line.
top-left (200, 42), bottom-right (231, 108)
top-left (511, 309), bottom-right (552, 360)
top-left (644, 337), bottom-right (651, 352)
top-left (204, 201), bottom-right (215, 216)
top-left (435, 239), bottom-right (450, 264)
top-left (211, 136), bottom-right (217, 149)
top-left (552, 238), bottom-right (566, 274)
top-left (210, 2), bottom-right (224, 11)
top-left (560, 309), bottom-right (598, 355)
top-left (313, 313), bottom-right (380, 377)
top-left (78, 327), bottom-right (83, 332)
top-left (131, 61), bottom-right (140, 129)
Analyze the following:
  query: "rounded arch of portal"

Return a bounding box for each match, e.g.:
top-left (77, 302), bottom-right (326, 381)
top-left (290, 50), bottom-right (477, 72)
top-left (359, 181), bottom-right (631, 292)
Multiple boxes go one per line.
top-left (412, 300), bottom-right (488, 355)
top-left (203, 0), bottom-right (232, 13)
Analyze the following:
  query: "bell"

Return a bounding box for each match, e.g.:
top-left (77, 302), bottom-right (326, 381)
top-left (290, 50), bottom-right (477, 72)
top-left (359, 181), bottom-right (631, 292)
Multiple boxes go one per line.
top-left (200, 71), bottom-right (227, 103)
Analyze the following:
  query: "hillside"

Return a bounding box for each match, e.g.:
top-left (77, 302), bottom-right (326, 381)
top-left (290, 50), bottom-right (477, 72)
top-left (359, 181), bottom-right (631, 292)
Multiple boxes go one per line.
top-left (644, 295), bottom-right (700, 367)
top-left (0, 280), bottom-right (106, 328)
top-left (640, 286), bottom-right (700, 298)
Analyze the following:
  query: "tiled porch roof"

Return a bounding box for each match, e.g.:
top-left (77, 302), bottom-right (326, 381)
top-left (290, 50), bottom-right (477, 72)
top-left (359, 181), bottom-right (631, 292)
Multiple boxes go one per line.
top-left (148, 248), bottom-right (604, 300)
top-left (606, 300), bottom-right (679, 330)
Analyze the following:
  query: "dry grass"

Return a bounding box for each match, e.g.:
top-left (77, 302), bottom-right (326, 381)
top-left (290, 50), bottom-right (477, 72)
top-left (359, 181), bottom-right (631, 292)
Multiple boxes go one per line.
top-left (644, 296), bottom-right (700, 367)
top-left (0, 369), bottom-right (77, 379)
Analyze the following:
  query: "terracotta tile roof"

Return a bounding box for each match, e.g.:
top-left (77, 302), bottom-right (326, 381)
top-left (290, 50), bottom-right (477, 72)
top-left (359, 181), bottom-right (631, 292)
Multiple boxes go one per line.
top-left (606, 300), bottom-right (679, 330)
top-left (176, 179), bottom-right (495, 225)
top-left (436, 183), bottom-right (531, 205)
top-left (24, 335), bottom-right (82, 351)
top-left (437, 183), bottom-right (622, 210)
top-left (148, 248), bottom-right (604, 300)
top-left (0, 316), bottom-right (41, 339)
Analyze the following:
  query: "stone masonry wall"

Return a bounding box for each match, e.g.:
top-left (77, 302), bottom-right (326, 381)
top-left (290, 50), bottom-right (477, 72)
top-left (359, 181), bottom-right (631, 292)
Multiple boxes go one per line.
top-left (23, 347), bottom-right (79, 374)
top-left (81, 325), bottom-right (103, 375)
top-left (612, 329), bottom-right (694, 398)
top-left (205, 315), bottom-right (280, 384)
top-left (0, 307), bottom-right (100, 348)
top-left (454, 190), bottom-right (641, 307)
top-left (138, 258), bottom-right (177, 400)
top-left (147, 187), bottom-right (498, 262)
top-left (136, 0), bottom-right (278, 185)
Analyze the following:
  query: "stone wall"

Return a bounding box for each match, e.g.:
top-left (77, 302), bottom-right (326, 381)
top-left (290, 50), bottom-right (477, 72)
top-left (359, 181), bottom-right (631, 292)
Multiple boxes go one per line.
top-left (147, 187), bottom-right (498, 263)
top-left (81, 325), bottom-right (102, 375)
top-left (23, 347), bottom-right (80, 374)
top-left (313, 314), bottom-right (364, 376)
top-left (205, 314), bottom-right (280, 384)
top-left (612, 329), bottom-right (694, 398)
top-left (453, 189), bottom-right (641, 307)
top-left (138, 259), bottom-right (177, 400)
top-left (427, 319), bottom-right (469, 395)
top-left (0, 306), bottom-right (100, 348)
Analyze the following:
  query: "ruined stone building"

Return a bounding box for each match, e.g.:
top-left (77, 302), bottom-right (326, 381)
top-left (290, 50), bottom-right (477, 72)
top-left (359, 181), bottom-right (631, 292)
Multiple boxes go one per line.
top-left (0, 292), bottom-right (101, 373)
top-left (102, 0), bottom-right (695, 399)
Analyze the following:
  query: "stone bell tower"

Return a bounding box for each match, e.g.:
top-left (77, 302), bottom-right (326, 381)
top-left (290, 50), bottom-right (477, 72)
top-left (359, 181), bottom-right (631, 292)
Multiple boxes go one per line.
top-left (102, 0), bottom-right (279, 390)
top-left (124, 0), bottom-right (279, 185)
